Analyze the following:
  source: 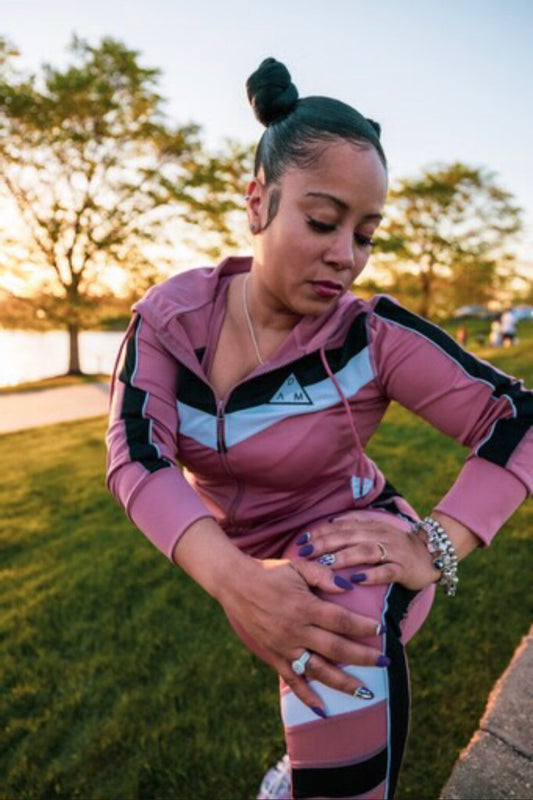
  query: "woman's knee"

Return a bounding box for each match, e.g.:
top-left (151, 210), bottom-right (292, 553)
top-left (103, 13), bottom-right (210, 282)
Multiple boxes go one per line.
top-left (283, 509), bottom-right (434, 645)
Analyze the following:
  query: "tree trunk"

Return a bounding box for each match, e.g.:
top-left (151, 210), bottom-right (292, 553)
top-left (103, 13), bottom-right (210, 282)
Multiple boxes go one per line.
top-left (67, 322), bottom-right (83, 374)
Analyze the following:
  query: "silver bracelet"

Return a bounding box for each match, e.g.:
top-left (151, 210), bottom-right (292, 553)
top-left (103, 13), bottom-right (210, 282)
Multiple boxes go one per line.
top-left (414, 516), bottom-right (459, 596)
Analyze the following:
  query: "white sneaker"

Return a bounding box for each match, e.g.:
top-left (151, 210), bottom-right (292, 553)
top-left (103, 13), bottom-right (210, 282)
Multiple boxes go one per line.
top-left (256, 753), bottom-right (292, 799)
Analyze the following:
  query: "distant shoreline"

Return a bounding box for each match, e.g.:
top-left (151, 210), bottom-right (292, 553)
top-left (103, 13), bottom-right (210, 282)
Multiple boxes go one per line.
top-left (0, 373), bottom-right (111, 395)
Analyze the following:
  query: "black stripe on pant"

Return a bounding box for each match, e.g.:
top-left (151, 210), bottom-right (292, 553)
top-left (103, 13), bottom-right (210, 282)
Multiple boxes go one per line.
top-left (291, 583), bottom-right (417, 799)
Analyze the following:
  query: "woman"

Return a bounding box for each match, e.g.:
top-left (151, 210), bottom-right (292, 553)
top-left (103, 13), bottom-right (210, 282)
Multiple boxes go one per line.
top-left (105, 58), bottom-right (532, 800)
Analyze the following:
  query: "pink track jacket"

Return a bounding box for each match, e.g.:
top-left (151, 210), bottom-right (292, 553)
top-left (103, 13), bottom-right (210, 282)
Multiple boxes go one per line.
top-left (105, 256), bottom-right (532, 561)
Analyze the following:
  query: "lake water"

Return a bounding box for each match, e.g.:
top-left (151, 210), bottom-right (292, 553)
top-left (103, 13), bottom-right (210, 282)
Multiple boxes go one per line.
top-left (0, 330), bottom-right (127, 388)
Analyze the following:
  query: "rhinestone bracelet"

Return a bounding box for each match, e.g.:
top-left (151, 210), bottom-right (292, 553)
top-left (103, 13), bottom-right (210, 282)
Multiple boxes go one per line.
top-left (414, 516), bottom-right (459, 596)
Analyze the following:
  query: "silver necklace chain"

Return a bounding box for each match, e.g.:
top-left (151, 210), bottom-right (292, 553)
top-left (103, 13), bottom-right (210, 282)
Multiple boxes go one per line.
top-left (242, 275), bottom-right (264, 365)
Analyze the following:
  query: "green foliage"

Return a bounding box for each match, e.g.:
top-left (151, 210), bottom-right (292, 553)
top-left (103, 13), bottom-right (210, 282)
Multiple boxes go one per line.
top-left (0, 286), bottom-right (133, 332)
top-left (0, 337), bottom-right (530, 799)
top-left (372, 162), bottom-right (524, 319)
top-left (0, 36), bottom-right (253, 343)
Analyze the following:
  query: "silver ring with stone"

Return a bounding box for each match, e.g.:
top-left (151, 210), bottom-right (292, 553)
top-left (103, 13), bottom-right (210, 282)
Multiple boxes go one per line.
top-left (291, 650), bottom-right (312, 676)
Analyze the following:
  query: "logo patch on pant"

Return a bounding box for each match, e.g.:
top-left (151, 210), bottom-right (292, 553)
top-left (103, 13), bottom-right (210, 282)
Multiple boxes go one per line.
top-left (351, 476), bottom-right (374, 498)
top-left (269, 373), bottom-right (313, 405)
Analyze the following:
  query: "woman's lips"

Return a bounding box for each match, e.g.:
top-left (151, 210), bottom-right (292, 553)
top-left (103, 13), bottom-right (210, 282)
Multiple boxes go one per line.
top-left (310, 281), bottom-right (343, 298)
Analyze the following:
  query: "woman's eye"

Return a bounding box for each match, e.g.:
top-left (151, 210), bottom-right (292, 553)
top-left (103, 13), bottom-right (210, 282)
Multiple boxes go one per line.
top-left (354, 234), bottom-right (374, 248)
top-left (307, 218), bottom-right (335, 233)
top-left (307, 218), bottom-right (374, 248)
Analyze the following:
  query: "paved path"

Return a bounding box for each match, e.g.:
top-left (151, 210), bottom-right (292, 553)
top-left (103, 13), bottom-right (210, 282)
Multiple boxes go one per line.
top-left (440, 627), bottom-right (533, 799)
top-left (0, 382), bottom-right (110, 434)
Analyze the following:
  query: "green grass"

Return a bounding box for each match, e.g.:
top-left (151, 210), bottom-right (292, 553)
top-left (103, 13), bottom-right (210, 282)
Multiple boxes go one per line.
top-left (0, 334), bottom-right (531, 799)
top-left (0, 373), bottom-right (110, 395)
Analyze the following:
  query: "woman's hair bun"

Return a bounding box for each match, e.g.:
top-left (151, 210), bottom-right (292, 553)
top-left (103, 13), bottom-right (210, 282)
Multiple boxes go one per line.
top-left (366, 118), bottom-right (381, 138)
top-left (246, 57), bottom-right (299, 127)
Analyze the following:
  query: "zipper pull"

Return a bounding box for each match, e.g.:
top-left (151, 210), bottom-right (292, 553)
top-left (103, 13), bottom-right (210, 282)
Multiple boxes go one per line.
top-left (216, 402), bottom-right (227, 453)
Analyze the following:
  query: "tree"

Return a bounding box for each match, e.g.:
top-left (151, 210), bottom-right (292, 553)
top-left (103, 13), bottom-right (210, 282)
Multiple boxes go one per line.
top-left (370, 163), bottom-right (523, 319)
top-left (0, 35), bottom-right (253, 372)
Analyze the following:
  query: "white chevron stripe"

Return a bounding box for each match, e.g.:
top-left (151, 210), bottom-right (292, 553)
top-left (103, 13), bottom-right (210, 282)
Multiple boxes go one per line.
top-left (224, 347), bottom-right (374, 448)
top-left (177, 400), bottom-right (218, 450)
top-left (281, 665), bottom-right (388, 727)
top-left (176, 347), bottom-right (374, 450)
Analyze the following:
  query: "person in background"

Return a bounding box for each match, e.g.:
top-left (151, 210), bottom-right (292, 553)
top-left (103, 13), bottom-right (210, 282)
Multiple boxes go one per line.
top-left (489, 318), bottom-right (502, 348)
top-left (500, 308), bottom-right (517, 347)
top-left (456, 324), bottom-right (468, 346)
top-left (105, 57), bottom-right (532, 800)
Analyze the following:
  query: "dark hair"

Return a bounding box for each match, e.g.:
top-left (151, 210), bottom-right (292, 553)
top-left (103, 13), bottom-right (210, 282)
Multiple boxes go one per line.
top-left (246, 57), bottom-right (387, 187)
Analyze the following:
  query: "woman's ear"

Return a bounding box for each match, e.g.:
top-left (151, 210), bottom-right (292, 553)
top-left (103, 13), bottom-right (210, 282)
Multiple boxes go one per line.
top-left (246, 173), bottom-right (266, 228)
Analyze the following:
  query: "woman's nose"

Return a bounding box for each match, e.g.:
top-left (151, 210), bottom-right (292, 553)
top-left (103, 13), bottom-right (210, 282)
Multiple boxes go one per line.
top-left (325, 231), bottom-right (356, 271)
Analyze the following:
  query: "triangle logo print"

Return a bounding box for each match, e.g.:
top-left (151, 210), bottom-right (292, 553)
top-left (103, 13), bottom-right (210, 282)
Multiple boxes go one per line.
top-left (269, 373), bottom-right (313, 405)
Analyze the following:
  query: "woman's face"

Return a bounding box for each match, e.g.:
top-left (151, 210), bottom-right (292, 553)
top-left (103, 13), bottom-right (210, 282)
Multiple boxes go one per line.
top-left (247, 139), bottom-right (388, 318)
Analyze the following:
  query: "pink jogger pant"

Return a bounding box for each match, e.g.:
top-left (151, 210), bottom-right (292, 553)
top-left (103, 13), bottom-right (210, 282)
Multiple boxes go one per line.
top-left (229, 502), bottom-right (435, 800)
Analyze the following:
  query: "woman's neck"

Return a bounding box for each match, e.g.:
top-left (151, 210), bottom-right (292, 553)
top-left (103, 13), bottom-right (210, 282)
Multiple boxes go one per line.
top-left (240, 272), bottom-right (302, 335)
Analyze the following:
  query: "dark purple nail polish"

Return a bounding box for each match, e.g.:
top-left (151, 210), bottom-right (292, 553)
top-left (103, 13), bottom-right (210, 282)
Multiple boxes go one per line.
top-left (334, 575), bottom-right (353, 591)
top-left (298, 544), bottom-right (314, 557)
top-left (378, 624), bottom-right (387, 635)
top-left (350, 573), bottom-right (367, 583)
top-left (311, 705), bottom-right (327, 718)
top-left (327, 516), bottom-right (337, 523)
top-left (296, 532), bottom-right (311, 545)
top-left (376, 655), bottom-right (391, 668)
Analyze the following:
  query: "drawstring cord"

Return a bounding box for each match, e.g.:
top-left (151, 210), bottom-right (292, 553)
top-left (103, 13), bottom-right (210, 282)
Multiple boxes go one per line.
top-left (319, 347), bottom-right (369, 496)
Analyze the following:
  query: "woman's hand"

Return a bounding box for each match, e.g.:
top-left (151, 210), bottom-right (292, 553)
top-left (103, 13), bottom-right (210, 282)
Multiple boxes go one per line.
top-left (295, 514), bottom-right (441, 591)
top-left (217, 555), bottom-right (387, 714)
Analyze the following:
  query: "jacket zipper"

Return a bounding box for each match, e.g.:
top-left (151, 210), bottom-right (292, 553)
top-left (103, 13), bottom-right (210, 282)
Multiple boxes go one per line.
top-left (216, 398), bottom-right (244, 527)
top-left (216, 401), bottom-right (227, 454)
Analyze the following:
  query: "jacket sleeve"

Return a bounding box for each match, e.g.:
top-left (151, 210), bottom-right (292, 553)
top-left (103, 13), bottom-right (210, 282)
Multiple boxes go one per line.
top-left (105, 311), bottom-right (215, 561)
top-left (368, 296), bottom-right (532, 546)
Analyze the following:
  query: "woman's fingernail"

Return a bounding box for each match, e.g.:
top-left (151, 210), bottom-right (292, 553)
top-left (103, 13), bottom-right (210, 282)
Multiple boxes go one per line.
top-left (317, 553), bottom-right (336, 566)
top-left (375, 623), bottom-right (387, 635)
top-left (350, 573), bottom-right (367, 583)
top-left (376, 655), bottom-right (391, 668)
top-left (354, 686), bottom-right (374, 700)
top-left (311, 705), bottom-right (328, 718)
top-left (298, 544), bottom-right (314, 557)
top-left (334, 575), bottom-right (353, 591)
top-left (296, 532), bottom-right (311, 545)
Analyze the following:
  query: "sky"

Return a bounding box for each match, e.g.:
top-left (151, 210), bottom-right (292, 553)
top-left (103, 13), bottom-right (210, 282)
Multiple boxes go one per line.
top-left (2, 0), bottom-right (533, 278)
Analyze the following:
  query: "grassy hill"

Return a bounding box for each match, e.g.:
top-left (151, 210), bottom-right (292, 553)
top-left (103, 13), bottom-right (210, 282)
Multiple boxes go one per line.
top-left (0, 329), bottom-right (531, 799)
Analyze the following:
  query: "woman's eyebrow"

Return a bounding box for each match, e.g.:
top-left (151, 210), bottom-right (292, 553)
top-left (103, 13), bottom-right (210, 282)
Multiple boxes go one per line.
top-left (305, 191), bottom-right (348, 210)
top-left (304, 191), bottom-right (382, 220)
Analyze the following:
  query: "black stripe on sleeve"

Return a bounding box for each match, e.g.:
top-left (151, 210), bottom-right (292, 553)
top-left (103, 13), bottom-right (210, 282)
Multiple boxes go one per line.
top-left (292, 747), bottom-right (388, 798)
top-left (118, 315), bottom-right (173, 474)
top-left (118, 314), bottom-right (139, 386)
top-left (374, 297), bottom-right (533, 467)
